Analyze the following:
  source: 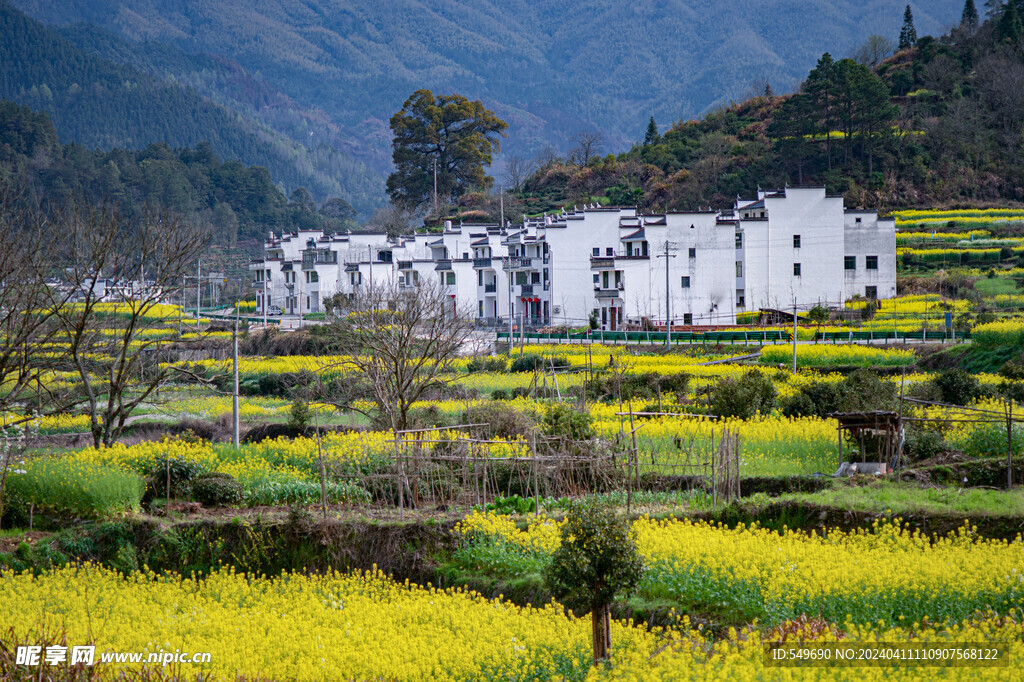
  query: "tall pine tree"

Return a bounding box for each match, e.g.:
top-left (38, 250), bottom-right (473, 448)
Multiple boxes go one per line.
top-left (996, 0), bottom-right (1022, 41)
top-left (899, 5), bottom-right (918, 49)
top-left (962, 0), bottom-right (979, 27)
top-left (643, 116), bottom-right (659, 146)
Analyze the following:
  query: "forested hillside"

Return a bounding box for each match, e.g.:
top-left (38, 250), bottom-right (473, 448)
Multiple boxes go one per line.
top-left (504, 6), bottom-right (1024, 217)
top-left (0, 100), bottom-right (359, 244)
top-left (0, 2), bottom-right (381, 215)
top-left (11, 0), bottom-right (963, 165)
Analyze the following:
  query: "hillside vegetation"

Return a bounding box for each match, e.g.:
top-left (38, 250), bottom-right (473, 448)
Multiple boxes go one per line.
top-left (10, 0), bottom-right (963, 166)
top-left (496, 10), bottom-right (1024, 218)
top-left (0, 2), bottom-right (381, 214)
top-left (0, 100), bottom-right (357, 244)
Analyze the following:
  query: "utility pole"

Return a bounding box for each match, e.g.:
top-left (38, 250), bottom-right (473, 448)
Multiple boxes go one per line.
top-left (195, 259), bottom-right (201, 322)
top-left (792, 299), bottom-right (798, 374)
top-left (233, 315), bottom-right (240, 448)
top-left (656, 241), bottom-right (677, 349)
top-left (507, 256), bottom-right (514, 355)
top-left (499, 188), bottom-right (504, 228)
top-left (433, 157), bottom-right (438, 217)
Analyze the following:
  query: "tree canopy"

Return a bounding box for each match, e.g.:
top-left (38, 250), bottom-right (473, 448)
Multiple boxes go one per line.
top-left (386, 90), bottom-right (507, 211)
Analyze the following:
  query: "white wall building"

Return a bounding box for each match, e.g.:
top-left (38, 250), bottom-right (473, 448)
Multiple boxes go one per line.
top-left (250, 186), bottom-right (896, 329)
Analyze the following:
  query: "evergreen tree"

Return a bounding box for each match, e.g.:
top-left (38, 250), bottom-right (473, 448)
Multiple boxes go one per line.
top-left (997, 0), bottom-right (1022, 41)
top-left (767, 93), bottom-right (816, 184)
top-left (643, 116), bottom-right (659, 146)
top-left (899, 5), bottom-right (918, 49)
top-left (386, 90), bottom-right (507, 210)
top-left (962, 0), bottom-right (980, 27)
top-left (805, 53), bottom-right (838, 170)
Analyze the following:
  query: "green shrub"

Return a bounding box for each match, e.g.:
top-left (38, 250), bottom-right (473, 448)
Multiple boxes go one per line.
top-left (934, 368), bottom-right (980, 405)
top-left (6, 460), bottom-right (144, 519)
top-left (191, 473), bottom-right (244, 506)
top-left (462, 402), bottom-right (537, 440)
top-left (711, 369), bottom-right (776, 418)
top-left (490, 389), bottom-right (510, 401)
top-left (780, 381), bottom-right (845, 418)
top-left (466, 356), bottom-right (508, 372)
top-left (904, 430), bottom-right (949, 462)
top-left (288, 398), bottom-right (312, 431)
top-left (541, 402), bottom-right (594, 442)
top-left (842, 370), bottom-right (898, 412)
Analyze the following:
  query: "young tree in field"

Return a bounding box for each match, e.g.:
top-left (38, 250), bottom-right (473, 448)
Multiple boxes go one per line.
top-left (386, 90), bottom-right (508, 210)
top-left (321, 279), bottom-right (473, 433)
top-left (898, 5), bottom-right (918, 49)
top-left (46, 202), bottom-right (209, 447)
top-left (544, 502), bottom-right (644, 663)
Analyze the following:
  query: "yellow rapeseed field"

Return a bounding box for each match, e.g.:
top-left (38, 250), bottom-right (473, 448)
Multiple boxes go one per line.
top-left (3, 563), bottom-right (1021, 681)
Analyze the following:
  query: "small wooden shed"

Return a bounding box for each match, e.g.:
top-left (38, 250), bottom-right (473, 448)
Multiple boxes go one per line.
top-left (829, 411), bottom-right (904, 475)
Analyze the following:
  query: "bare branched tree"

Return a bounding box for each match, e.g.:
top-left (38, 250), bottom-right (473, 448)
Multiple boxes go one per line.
top-left (321, 280), bottom-right (473, 432)
top-left (0, 192), bottom-right (69, 417)
top-left (569, 131), bottom-right (604, 167)
top-left (852, 34), bottom-right (895, 69)
top-left (368, 204), bottom-right (418, 239)
top-left (503, 155), bottom-right (535, 193)
top-left (45, 202), bottom-right (209, 447)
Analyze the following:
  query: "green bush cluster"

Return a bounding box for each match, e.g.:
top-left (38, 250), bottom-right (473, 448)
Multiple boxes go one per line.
top-left (711, 370), bottom-right (777, 418)
top-left (191, 473), bottom-right (244, 506)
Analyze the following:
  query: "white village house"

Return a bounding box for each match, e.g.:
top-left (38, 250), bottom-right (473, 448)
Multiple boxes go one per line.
top-left (250, 186), bottom-right (896, 330)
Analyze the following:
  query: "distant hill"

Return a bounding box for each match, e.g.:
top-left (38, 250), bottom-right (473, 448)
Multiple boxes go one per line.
top-left (10, 0), bottom-right (964, 168)
top-left (0, 2), bottom-right (382, 215)
top-left (493, 10), bottom-right (1024, 217)
top-left (0, 99), bottom-right (357, 245)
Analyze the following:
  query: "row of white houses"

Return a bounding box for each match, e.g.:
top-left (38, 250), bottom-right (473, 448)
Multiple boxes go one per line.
top-left (249, 187), bottom-right (896, 330)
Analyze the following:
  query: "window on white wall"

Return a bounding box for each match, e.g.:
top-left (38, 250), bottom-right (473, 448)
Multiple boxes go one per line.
top-left (681, 276), bottom-right (690, 288)
top-left (735, 261), bottom-right (743, 277)
top-left (793, 263), bottom-right (802, 276)
top-left (866, 256), bottom-right (878, 270)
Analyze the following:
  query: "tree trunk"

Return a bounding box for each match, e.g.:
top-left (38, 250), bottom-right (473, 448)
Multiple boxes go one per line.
top-left (591, 603), bottom-right (611, 663)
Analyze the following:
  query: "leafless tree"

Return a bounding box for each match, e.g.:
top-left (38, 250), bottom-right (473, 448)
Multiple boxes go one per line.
top-left (367, 204), bottom-right (418, 239)
top-left (0, 191), bottom-right (74, 522)
top-left (320, 279), bottom-right (473, 432)
top-left (503, 155), bottom-right (535, 193)
top-left (569, 131), bottom-right (604, 167)
top-left (45, 202), bottom-right (209, 447)
top-left (852, 35), bottom-right (895, 68)
top-left (0, 192), bottom-right (70, 417)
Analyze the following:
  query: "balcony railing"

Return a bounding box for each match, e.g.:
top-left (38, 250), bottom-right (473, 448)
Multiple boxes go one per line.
top-left (484, 283), bottom-right (497, 293)
top-left (502, 257), bottom-right (533, 271)
top-left (434, 259), bottom-right (452, 271)
top-left (473, 257), bottom-right (494, 269)
top-left (397, 260), bottom-right (413, 270)
top-left (595, 288), bottom-right (622, 299)
top-left (520, 284), bottom-right (534, 295)
top-left (589, 256), bottom-right (615, 269)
